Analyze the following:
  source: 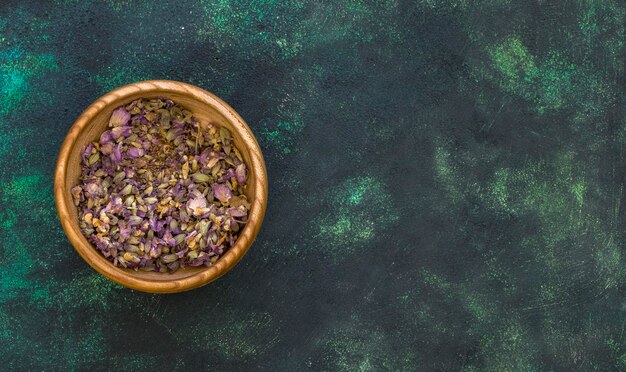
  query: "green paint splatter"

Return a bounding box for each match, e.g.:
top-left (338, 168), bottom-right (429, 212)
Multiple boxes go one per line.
top-left (0, 48), bottom-right (58, 116)
top-left (88, 64), bottom-right (151, 93)
top-left (484, 151), bottom-right (587, 246)
top-left (319, 215), bottom-right (375, 242)
top-left (486, 36), bottom-right (574, 113)
top-left (313, 315), bottom-right (415, 371)
top-left (0, 172), bottom-right (62, 303)
top-left (55, 271), bottom-right (124, 311)
top-left (186, 311), bottom-right (277, 360)
top-left (476, 320), bottom-right (539, 370)
top-left (197, 0), bottom-right (305, 59)
top-left (434, 145), bottom-right (463, 204)
top-left (468, 33), bottom-right (618, 117)
top-left (576, 0), bottom-right (625, 70)
top-left (571, 181), bottom-right (586, 207)
top-left (197, 1), bottom-right (401, 59)
top-left (0, 233), bottom-right (36, 301)
top-left (315, 176), bottom-right (399, 259)
top-left (2, 173), bottom-right (56, 219)
top-left (420, 269), bottom-right (452, 291)
top-left (51, 317), bottom-right (108, 369)
top-left (260, 120), bottom-right (304, 155)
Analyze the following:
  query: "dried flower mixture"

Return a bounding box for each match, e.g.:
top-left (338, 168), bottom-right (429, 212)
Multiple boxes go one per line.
top-left (71, 98), bottom-right (250, 272)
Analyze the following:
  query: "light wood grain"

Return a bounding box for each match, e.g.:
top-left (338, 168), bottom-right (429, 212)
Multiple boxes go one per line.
top-left (54, 80), bottom-right (268, 293)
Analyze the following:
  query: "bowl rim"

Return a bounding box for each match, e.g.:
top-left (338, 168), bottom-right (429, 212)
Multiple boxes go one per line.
top-left (54, 80), bottom-right (267, 293)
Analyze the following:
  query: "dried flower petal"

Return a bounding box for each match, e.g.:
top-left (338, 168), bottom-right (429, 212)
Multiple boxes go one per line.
top-left (71, 185), bottom-right (83, 206)
top-left (236, 163), bottom-right (247, 184)
top-left (100, 142), bottom-right (114, 155)
top-left (127, 147), bottom-right (145, 158)
top-left (109, 107), bottom-right (131, 127)
top-left (111, 143), bottom-right (122, 165)
top-left (207, 157), bottom-right (219, 168)
top-left (227, 206), bottom-right (247, 218)
top-left (100, 130), bottom-right (113, 145)
top-left (111, 126), bottom-right (132, 139)
top-left (213, 184), bottom-right (232, 203)
top-left (187, 193), bottom-right (208, 217)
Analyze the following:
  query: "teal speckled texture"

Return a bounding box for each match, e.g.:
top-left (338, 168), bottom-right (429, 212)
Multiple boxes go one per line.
top-left (1, 0), bottom-right (626, 370)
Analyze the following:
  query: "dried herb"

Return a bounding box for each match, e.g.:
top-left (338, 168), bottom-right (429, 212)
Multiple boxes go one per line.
top-left (72, 98), bottom-right (251, 272)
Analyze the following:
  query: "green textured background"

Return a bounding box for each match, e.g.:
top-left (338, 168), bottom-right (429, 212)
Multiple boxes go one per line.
top-left (1, 0), bottom-right (625, 370)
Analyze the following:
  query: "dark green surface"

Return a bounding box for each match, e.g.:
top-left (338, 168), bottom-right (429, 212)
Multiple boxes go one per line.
top-left (1, 0), bottom-right (625, 370)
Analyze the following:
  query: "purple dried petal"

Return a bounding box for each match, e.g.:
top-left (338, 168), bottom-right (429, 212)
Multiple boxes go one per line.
top-left (146, 202), bottom-right (157, 213)
top-left (167, 261), bottom-right (180, 271)
top-left (149, 215), bottom-right (159, 232)
top-left (175, 247), bottom-right (189, 258)
top-left (127, 147), bottom-right (145, 158)
top-left (109, 107), bottom-right (131, 127)
top-left (71, 185), bottom-right (83, 203)
top-left (212, 245), bottom-right (223, 255)
top-left (236, 164), bottom-right (247, 184)
top-left (189, 257), bottom-right (209, 267)
top-left (111, 126), bottom-right (132, 139)
top-left (149, 244), bottom-right (162, 258)
top-left (185, 231), bottom-right (198, 244)
top-left (84, 180), bottom-right (100, 196)
top-left (213, 184), bottom-right (232, 203)
top-left (198, 149), bottom-right (211, 166)
top-left (100, 142), bottom-right (114, 155)
top-left (89, 234), bottom-right (110, 251)
top-left (110, 143), bottom-right (122, 165)
top-left (81, 143), bottom-right (94, 161)
top-left (109, 196), bottom-right (123, 213)
top-left (131, 114), bottom-right (149, 125)
top-left (163, 229), bottom-right (176, 247)
top-left (119, 222), bottom-right (131, 240)
top-left (218, 168), bottom-right (236, 183)
top-left (100, 130), bottom-right (113, 145)
top-left (170, 183), bottom-right (183, 199)
top-left (227, 207), bottom-right (247, 218)
top-left (187, 193), bottom-right (207, 216)
top-left (148, 215), bottom-right (166, 234)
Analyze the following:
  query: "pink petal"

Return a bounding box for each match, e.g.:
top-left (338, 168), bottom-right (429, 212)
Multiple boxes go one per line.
top-left (236, 163), bottom-right (247, 184)
top-left (213, 184), bottom-right (232, 203)
top-left (109, 107), bottom-right (130, 127)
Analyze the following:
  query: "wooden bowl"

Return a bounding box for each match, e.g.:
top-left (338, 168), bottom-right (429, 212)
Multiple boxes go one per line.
top-left (54, 80), bottom-right (267, 293)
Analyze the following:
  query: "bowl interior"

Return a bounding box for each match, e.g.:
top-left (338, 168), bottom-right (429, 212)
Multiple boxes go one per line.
top-left (61, 87), bottom-right (261, 287)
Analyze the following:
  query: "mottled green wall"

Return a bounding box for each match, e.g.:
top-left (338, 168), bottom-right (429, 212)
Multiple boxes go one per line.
top-left (0, 0), bottom-right (625, 370)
